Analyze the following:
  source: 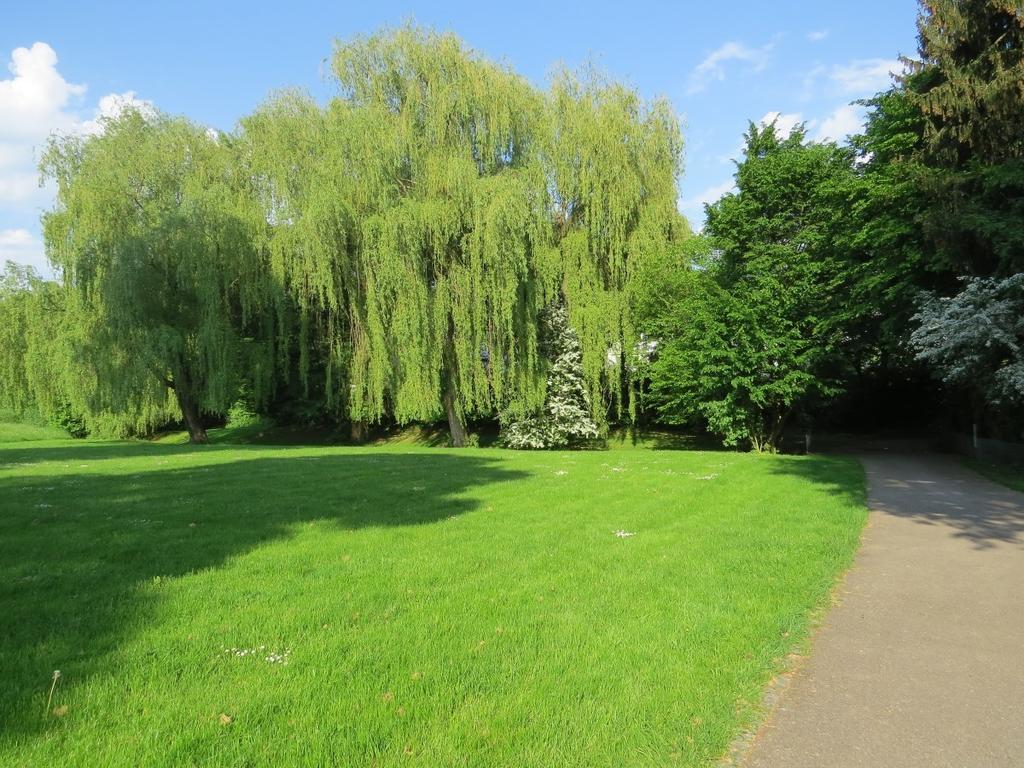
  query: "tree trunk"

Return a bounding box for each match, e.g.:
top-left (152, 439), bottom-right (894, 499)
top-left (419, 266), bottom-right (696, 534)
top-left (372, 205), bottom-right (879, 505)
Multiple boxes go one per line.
top-left (443, 375), bottom-right (467, 448)
top-left (171, 368), bottom-right (208, 444)
top-left (764, 407), bottom-right (792, 453)
top-left (350, 419), bottom-right (367, 443)
top-left (176, 389), bottom-right (208, 444)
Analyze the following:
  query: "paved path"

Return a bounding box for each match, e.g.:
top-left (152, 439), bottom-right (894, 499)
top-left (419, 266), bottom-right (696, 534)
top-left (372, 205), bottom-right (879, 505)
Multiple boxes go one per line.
top-left (742, 453), bottom-right (1024, 768)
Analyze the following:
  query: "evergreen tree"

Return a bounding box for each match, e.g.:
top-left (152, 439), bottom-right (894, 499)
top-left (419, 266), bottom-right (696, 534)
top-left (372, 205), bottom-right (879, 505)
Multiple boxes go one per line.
top-left (905, 0), bottom-right (1024, 167)
top-left (902, 0), bottom-right (1024, 277)
top-left (899, 0), bottom-right (1024, 425)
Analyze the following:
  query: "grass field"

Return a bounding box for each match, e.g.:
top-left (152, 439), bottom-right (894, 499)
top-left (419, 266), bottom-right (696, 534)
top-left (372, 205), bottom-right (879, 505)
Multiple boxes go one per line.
top-left (0, 431), bottom-right (866, 767)
top-left (0, 420), bottom-right (70, 443)
top-left (968, 459), bottom-right (1024, 493)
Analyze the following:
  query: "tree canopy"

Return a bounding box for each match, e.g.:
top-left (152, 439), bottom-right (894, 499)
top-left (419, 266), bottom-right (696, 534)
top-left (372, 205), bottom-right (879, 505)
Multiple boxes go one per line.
top-left (3, 25), bottom-right (683, 445)
top-left (241, 26), bottom-right (684, 444)
top-left (40, 110), bottom-right (278, 441)
top-left (635, 123), bottom-right (855, 451)
top-left (4, 4), bottom-right (1023, 449)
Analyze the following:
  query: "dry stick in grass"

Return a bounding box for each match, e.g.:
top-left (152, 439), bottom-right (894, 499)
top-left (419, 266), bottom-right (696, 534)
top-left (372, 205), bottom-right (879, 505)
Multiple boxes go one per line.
top-left (45, 670), bottom-right (61, 715)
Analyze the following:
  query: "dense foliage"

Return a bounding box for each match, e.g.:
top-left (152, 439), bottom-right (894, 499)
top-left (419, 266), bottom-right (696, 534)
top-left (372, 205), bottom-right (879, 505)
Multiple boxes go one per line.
top-left (39, 113), bottom-right (278, 442)
top-left (0, 26), bottom-right (683, 444)
top-left (2, 2), bottom-right (1023, 448)
top-left (636, 0), bottom-right (1024, 449)
top-left (898, 0), bottom-right (1024, 434)
top-left (635, 124), bottom-right (863, 450)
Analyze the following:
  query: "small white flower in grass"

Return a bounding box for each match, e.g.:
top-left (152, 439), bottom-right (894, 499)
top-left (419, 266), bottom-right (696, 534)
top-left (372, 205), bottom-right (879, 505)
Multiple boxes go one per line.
top-left (411, 486), bottom-right (425, 492)
top-left (34, 503), bottom-right (52, 509)
top-left (553, 470), bottom-right (568, 476)
top-left (613, 530), bottom-right (636, 538)
top-left (223, 646), bottom-right (291, 664)
top-left (695, 474), bottom-right (717, 481)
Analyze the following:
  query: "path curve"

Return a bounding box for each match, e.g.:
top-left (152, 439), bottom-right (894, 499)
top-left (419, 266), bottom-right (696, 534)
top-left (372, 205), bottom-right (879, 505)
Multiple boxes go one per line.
top-left (742, 453), bottom-right (1024, 768)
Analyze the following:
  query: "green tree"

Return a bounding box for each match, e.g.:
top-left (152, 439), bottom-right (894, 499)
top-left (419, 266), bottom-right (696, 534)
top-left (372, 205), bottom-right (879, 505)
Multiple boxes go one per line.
top-left (244, 26), bottom-right (683, 444)
top-left (824, 86), bottom-right (937, 421)
top-left (547, 69), bottom-right (686, 424)
top-left (0, 262), bottom-right (38, 415)
top-left (249, 27), bottom-right (555, 446)
top-left (637, 123), bottom-right (854, 450)
top-left (896, 0), bottom-right (1024, 426)
top-left (41, 110), bottom-right (277, 442)
top-left (0, 262), bottom-right (85, 433)
top-left (902, 0), bottom-right (1024, 277)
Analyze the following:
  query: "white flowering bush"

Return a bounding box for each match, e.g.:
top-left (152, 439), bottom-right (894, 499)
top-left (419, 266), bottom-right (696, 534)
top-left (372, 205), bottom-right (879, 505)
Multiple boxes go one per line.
top-left (502, 304), bottom-right (599, 449)
top-left (911, 273), bottom-right (1024, 403)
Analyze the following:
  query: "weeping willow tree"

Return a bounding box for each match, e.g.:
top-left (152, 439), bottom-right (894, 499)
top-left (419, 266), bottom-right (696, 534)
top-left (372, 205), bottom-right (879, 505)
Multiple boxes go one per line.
top-left (0, 263), bottom-right (60, 416)
top-left (246, 27), bottom-right (556, 445)
top-left (547, 69), bottom-right (686, 425)
top-left (0, 263), bottom-right (89, 433)
top-left (32, 27), bottom-right (683, 444)
top-left (0, 263), bottom-right (37, 414)
top-left (41, 109), bottom-right (278, 442)
top-left (249, 26), bottom-right (684, 444)
top-left (239, 92), bottom-right (358, 429)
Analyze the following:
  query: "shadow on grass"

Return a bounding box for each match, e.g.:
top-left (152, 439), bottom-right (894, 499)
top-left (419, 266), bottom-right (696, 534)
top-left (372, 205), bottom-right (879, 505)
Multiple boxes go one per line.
top-left (603, 428), bottom-right (726, 452)
top-left (0, 447), bottom-right (528, 741)
top-left (765, 454), bottom-right (869, 512)
top-left (0, 439), bottom-right (245, 465)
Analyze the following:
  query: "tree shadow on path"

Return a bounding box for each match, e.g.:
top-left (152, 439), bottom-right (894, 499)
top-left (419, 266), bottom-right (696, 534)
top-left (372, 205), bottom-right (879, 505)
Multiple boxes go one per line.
top-left (772, 449), bottom-right (1024, 550)
top-left (861, 453), bottom-right (1024, 549)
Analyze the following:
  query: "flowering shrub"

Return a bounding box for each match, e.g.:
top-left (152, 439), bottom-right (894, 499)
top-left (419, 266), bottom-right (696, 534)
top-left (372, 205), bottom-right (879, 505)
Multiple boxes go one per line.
top-left (502, 304), bottom-right (599, 449)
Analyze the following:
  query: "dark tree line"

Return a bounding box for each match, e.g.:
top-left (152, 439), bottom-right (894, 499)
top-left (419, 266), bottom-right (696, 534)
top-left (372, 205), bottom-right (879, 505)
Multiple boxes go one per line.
top-left (635, 0), bottom-right (1024, 450)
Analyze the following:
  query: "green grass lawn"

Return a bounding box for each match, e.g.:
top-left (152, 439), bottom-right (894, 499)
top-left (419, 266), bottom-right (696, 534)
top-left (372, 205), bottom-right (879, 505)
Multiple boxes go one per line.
top-left (0, 433), bottom-right (865, 767)
top-left (967, 459), bottom-right (1024, 493)
top-left (0, 420), bottom-right (70, 443)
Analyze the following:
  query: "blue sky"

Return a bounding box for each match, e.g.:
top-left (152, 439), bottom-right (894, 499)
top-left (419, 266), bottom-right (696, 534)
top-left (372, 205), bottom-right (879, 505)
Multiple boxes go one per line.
top-left (1, 0), bottom-right (921, 273)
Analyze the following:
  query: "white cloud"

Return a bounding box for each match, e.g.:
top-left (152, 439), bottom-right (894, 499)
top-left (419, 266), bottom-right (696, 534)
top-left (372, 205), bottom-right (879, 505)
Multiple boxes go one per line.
top-left (814, 104), bottom-right (865, 142)
top-left (0, 228), bottom-right (33, 247)
top-left (759, 111), bottom-right (804, 138)
top-left (0, 228), bottom-right (48, 273)
top-left (0, 43), bottom-right (85, 208)
top-left (0, 173), bottom-right (39, 206)
top-left (830, 58), bottom-right (901, 94)
top-left (687, 40), bottom-right (774, 95)
top-left (807, 30), bottom-right (830, 42)
top-left (0, 42), bottom-right (152, 273)
top-left (80, 91), bottom-right (155, 135)
top-left (0, 42), bottom-right (86, 141)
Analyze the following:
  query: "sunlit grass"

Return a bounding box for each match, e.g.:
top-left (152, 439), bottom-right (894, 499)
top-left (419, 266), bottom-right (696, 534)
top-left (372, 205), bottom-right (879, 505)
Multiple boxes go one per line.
top-left (0, 420), bottom-right (68, 443)
top-left (0, 432), bottom-right (865, 767)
